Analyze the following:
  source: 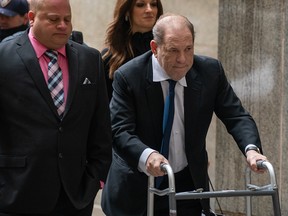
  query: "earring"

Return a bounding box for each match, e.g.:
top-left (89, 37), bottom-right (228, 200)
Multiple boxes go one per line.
top-left (125, 15), bottom-right (129, 22)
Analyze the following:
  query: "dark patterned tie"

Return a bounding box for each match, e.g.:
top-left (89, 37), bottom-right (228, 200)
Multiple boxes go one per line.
top-left (161, 79), bottom-right (177, 158)
top-left (45, 50), bottom-right (65, 119)
top-left (156, 79), bottom-right (177, 188)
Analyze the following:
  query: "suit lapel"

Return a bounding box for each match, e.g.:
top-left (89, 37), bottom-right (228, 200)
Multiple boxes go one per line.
top-left (64, 43), bottom-right (78, 116)
top-left (146, 81), bottom-right (163, 141)
top-left (184, 68), bottom-right (202, 114)
top-left (184, 68), bottom-right (202, 153)
top-left (145, 60), bottom-right (164, 148)
top-left (16, 34), bottom-right (59, 118)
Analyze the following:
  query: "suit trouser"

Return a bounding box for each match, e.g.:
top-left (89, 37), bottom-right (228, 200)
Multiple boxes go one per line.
top-left (154, 166), bottom-right (202, 216)
top-left (0, 187), bottom-right (94, 216)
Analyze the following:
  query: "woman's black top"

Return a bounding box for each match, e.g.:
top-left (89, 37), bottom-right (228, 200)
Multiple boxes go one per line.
top-left (102, 31), bottom-right (153, 101)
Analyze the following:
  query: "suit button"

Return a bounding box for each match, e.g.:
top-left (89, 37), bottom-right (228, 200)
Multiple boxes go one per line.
top-left (59, 153), bottom-right (63, 158)
top-left (59, 127), bottom-right (63, 132)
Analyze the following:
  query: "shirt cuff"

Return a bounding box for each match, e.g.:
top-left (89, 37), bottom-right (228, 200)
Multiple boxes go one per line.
top-left (244, 144), bottom-right (258, 153)
top-left (138, 148), bottom-right (157, 176)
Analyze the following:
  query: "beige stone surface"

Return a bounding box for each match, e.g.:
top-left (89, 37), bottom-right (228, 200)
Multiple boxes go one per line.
top-left (217, 0), bottom-right (286, 215)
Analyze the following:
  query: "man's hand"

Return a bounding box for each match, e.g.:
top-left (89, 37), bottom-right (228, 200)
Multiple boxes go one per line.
top-left (146, 152), bottom-right (169, 177)
top-left (246, 150), bottom-right (268, 173)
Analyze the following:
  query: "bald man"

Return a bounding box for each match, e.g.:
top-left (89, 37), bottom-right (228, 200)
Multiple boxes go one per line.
top-left (0, 0), bottom-right (112, 215)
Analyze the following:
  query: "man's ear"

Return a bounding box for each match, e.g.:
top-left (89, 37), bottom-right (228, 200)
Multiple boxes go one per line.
top-left (150, 40), bottom-right (158, 56)
top-left (28, 11), bottom-right (35, 26)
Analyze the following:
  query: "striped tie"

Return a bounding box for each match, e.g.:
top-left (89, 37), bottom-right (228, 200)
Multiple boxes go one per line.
top-left (45, 50), bottom-right (65, 119)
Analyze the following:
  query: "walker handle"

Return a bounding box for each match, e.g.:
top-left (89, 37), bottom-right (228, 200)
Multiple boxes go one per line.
top-left (256, 160), bottom-right (266, 169)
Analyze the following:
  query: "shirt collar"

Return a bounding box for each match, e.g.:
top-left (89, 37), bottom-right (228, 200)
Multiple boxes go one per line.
top-left (28, 29), bottom-right (67, 59)
top-left (152, 54), bottom-right (187, 87)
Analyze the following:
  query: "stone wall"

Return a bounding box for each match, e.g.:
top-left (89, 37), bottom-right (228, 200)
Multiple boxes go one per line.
top-left (217, 0), bottom-right (286, 215)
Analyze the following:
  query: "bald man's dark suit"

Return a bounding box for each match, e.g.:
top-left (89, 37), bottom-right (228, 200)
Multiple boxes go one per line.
top-left (101, 51), bottom-right (262, 216)
top-left (0, 30), bottom-right (112, 214)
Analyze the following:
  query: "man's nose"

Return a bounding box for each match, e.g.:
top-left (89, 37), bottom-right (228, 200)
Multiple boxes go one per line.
top-left (177, 52), bottom-right (186, 63)
top-left (56, 20), bottom-right (68, 29)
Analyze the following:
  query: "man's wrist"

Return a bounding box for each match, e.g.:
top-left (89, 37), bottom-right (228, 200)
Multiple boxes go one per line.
top-left (245, 144), bottom-right (260, 155)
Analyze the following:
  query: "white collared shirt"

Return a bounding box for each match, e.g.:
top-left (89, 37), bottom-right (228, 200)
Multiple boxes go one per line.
top-left (138, 54), bottom-right (188, 174)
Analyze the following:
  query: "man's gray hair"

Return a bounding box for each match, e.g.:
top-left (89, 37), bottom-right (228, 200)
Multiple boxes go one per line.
top-left (152, 13), bottom-right (195, 45)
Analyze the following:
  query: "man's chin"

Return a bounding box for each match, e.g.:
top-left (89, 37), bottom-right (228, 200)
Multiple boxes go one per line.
top-left (54, 37), bottom-right (70, 47)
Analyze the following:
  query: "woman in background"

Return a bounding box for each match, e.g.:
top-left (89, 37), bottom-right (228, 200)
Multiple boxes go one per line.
top-left (102, 0), bottom-right (163, 100)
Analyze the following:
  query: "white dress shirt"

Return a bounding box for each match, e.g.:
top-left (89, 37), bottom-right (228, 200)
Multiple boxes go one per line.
top-left (138, 54), bottom-right (188, 175)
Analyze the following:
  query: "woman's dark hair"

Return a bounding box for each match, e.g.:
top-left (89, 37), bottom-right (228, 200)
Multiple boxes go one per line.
top-left (103, 0), bottom-right (163, 79)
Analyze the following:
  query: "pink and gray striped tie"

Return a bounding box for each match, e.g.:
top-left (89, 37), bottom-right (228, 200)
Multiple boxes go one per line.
top-left (45, 50), bottom-right (65, 119)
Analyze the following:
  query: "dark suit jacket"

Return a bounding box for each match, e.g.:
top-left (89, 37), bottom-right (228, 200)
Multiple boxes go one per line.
top-left (0, 30), bottom-right (112, 213)
top-left (101, 51), bottom-right (262, 216)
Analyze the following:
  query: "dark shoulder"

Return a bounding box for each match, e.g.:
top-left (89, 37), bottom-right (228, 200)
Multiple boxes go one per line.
top-left (115, 51), bottom-right (152, 81)
top-left (193, 54), bottom-right (222, 71)
top-left (190, 55), bottom-right (226, 84)
top-left (120, 50), bottom-right (152, 70)
top-left (0, 31), bottom-right (28, 53)
top-left (194, 55), bottom-right (219, 65)
top-left (101, 47), bottom-right (109, 56)
top-left (68, 40), bottom-right (101, 56)
top-left (1, 31), bottom-right (25, 43)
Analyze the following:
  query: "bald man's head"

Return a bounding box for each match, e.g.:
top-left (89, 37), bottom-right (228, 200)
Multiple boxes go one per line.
top-left (152, 13), bottom-right (195, 45)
